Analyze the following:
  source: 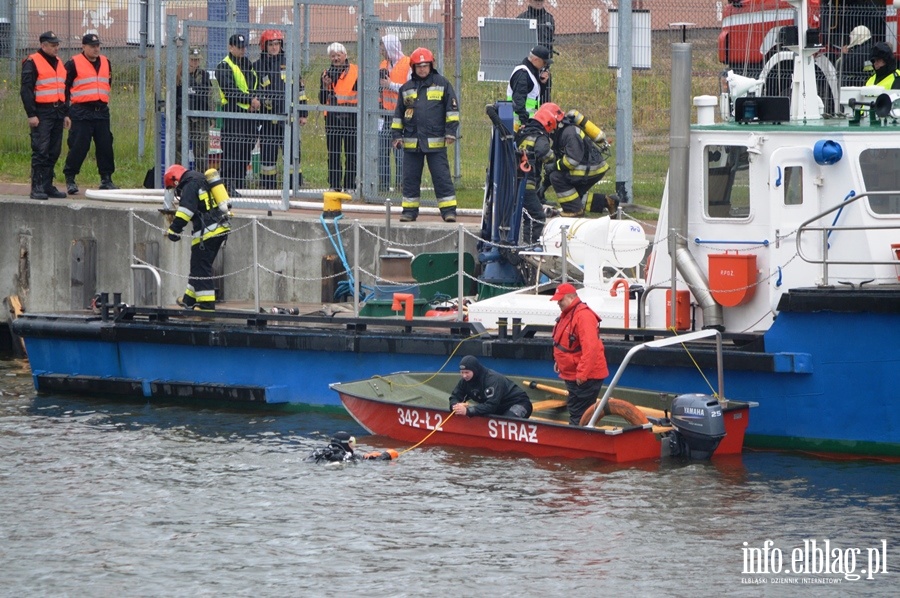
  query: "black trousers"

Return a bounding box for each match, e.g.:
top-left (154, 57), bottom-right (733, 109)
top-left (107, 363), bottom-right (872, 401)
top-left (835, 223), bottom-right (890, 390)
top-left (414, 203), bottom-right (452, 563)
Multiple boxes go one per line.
top-left (401, 149), bottom-right (455, 205)
top-left (325, 113), bottom-right (356, 191)
top-left (182, 234), bottom-right (227, 309)
top-left (30, 107), bottom-right (66, 171)
top-left (220, 113), bottom-right (255, 192)
top-left (564, 378), bottom-right (605, 426)
top-left (521, 185), bottom-right (546, 245)
top-left (63, 116), bottom-right (115, 179)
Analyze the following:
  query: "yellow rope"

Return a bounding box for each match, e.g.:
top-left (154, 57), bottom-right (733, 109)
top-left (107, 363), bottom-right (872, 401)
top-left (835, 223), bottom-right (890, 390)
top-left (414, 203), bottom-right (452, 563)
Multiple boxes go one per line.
top-left (668, 326), bottom-right (719, 399)
top-left (395, 410), bottom-right (456, 457)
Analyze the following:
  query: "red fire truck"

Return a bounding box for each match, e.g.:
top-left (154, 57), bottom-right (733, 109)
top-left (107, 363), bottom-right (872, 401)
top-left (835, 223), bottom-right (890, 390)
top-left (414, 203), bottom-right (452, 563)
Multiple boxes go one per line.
top-left (719, 0), bottom-right (899, 102)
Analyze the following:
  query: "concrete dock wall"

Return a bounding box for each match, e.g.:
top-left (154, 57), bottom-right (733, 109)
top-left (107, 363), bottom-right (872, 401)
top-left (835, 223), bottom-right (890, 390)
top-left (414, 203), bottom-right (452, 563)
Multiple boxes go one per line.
top-left (0, 197), bottom-right (477, 318)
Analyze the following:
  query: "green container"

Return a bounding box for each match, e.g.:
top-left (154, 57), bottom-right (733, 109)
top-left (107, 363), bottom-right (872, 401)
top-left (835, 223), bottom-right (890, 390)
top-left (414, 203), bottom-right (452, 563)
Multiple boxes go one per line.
top-left (411, 252), bottom-right (477, 301)
top-left (359, 299), bottom-right (430, 317)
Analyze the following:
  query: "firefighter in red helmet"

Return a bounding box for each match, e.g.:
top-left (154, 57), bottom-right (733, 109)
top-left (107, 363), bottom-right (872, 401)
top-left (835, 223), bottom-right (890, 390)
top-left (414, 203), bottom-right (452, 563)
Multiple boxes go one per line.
top-left (164, 165), bottom-right (230, 310)
top-left (253, 29), bottom-right (308, 190)
top-left (391, 47), bottom-right (459, 222)
top-left (514, 102), bottom-right (564, 245)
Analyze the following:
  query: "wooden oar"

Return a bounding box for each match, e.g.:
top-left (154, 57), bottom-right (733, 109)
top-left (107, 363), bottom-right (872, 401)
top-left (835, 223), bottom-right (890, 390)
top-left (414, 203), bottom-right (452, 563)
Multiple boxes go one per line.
top-left (522, 379), bottom-right (669, 419)
top-left (531, 399), bottom-right (567, 411)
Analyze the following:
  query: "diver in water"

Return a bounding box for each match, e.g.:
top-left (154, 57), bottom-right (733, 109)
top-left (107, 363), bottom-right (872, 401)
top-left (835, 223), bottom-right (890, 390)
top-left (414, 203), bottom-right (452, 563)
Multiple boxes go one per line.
top-left (307, 431), bottom-right (358, 463)
top-left (306, 431), bottom-right (398, 463)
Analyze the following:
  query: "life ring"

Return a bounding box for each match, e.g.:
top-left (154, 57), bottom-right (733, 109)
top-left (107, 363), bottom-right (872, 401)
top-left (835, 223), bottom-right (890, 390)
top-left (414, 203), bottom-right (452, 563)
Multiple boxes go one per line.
top-left (579, 398), bottom-right (651, 427)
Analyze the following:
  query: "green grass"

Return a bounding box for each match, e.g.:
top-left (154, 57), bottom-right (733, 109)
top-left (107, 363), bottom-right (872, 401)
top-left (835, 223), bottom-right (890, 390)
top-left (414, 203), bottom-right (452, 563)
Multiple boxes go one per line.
top-left (0, 32), bottom-right (724, 210)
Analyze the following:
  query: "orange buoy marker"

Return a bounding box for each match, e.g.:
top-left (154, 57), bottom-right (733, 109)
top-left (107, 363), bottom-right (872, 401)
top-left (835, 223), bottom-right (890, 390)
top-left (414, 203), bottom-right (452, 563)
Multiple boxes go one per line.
top-left (363, 449), bottom-right (400, 461)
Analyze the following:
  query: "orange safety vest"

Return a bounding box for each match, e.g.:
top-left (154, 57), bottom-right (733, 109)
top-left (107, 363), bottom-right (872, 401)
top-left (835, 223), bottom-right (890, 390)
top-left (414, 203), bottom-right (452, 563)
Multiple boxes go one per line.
top-left (30, 52), bottom-right (66, 104)
top-left (380, 55), bottom-right (410, 112)
top-left (69, 54), bottom-right (111, 104)
top-left (333, 64), bottom-right (358, 106)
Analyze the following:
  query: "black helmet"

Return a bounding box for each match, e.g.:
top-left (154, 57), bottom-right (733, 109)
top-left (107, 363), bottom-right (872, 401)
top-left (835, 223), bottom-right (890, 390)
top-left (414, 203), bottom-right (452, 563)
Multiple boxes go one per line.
top-left (331, 431), bottom-right (356, 451)
top-left (870, 42), bottom-right (894, 63)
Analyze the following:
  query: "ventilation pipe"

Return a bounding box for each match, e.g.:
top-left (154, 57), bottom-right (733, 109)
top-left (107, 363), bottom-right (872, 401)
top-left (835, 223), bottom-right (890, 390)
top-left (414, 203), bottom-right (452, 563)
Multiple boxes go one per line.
top-left (669, 44), bottom-right (724, 330)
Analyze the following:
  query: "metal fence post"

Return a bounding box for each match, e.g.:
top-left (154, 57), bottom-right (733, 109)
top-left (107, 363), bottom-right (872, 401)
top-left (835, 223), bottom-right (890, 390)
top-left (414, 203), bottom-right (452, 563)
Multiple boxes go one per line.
top-left (457, 223), bottom-right (465, 322)
top-left (252, 216), bottom-right (260, 313)
top-left (353, 219), bottom-right (361, 316)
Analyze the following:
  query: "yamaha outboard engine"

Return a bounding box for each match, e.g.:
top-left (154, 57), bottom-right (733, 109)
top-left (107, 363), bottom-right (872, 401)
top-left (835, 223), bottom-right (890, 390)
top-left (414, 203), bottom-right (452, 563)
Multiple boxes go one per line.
top-left (664, 393), bottom-right (726, 459)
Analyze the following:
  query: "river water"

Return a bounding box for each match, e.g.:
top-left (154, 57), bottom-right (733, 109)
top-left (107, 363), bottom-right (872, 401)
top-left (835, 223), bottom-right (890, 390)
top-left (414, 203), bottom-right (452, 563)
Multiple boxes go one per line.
top-left (0, 357), bottom-right (897, 597)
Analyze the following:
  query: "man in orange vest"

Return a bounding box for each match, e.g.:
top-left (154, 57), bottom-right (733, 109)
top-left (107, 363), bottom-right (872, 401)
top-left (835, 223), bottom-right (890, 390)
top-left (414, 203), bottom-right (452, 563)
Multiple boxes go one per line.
top-left (378, 34), bottom-right (410, 192)
top-left (319, 43), bottom-right (358, 192)
top-left (20, 31), bottom-right (71, 200)
top-left (63, 33), bottom-right (117, 195)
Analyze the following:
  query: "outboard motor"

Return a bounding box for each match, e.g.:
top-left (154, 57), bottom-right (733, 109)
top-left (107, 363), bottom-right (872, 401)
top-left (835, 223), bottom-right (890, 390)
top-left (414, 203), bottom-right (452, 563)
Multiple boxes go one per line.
top-left (664, 393), bottom-right (726, 459)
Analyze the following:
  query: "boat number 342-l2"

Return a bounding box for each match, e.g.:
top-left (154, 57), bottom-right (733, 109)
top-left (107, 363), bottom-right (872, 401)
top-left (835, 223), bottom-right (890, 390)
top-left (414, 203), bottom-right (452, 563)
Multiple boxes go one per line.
top-left (396, 407), bottom-right (540, 443)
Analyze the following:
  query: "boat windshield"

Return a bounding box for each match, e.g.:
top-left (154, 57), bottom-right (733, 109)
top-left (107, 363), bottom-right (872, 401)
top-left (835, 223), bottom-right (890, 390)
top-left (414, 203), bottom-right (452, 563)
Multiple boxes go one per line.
top-left (705, 144), bottom-right (750, 219)
top-left (860, 148), bottom-right (900, 215)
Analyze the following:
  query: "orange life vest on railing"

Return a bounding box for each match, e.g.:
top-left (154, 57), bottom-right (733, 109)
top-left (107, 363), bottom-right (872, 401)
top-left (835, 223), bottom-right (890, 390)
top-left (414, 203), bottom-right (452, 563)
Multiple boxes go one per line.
top-left (30, 52), bottom-right (66, 104)
top-left (69, 54), bottom-right (111, 104)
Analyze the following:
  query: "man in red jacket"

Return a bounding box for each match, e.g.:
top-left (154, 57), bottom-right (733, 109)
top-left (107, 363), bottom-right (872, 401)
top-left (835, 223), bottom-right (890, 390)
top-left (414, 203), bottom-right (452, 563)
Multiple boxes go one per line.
top-left (551, 283), bottom-right (609, 425)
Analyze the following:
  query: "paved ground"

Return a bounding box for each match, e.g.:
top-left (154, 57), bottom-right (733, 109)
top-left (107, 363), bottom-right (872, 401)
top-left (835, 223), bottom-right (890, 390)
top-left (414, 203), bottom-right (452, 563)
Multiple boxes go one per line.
top-left (0, 180), bottom-right (657, 232)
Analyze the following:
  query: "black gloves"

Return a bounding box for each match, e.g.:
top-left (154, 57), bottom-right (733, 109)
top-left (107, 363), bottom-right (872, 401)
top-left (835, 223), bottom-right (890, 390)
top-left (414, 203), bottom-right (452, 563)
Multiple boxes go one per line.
top-left (167, 232), bottom-right (180, 242)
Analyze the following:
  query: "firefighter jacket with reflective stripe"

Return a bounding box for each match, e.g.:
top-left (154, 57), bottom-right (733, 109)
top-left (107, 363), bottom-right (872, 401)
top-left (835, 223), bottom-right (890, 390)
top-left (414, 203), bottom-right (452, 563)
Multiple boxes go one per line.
top-left (391, 68), bottom-right (459, 152)
top-left (216, 54), bottom-right (258, 111)
top-left (254, 51), bottom-right (287, 115)
top-left (553, 123), bottom-right (608, 178)
top-left (27, 51), bottom-right (66, 106)
top-left (515, 120), bottom-right (554, 188)
top-left (69, 54), bottom-right (110, 104)
top-left (506, 60), bottom-right (542, 126)
top-left (380, 55), bottom-right (411, 112)
top-left (552, 297), bottom-right (609, 382)
top-left (167, 170), bottom-right (231, 246)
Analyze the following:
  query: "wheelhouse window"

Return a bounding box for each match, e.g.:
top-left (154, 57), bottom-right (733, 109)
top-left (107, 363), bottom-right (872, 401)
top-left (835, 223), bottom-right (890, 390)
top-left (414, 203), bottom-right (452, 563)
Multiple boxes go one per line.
top-left (705, 145), bottom-right (750, 218)
top-left (783, 165), bottom-right (803, 206)
top-left (860, 148), bottom-right (900, 214)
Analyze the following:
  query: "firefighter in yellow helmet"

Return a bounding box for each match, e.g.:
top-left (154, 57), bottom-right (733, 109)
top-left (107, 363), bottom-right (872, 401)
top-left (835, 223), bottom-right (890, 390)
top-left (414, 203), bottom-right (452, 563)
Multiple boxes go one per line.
top-left (391, 47), bottom-right (460, 222)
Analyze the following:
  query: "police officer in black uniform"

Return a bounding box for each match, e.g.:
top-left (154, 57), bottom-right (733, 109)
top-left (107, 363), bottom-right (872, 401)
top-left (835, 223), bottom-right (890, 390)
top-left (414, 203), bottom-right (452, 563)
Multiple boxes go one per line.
top-left (215, 34), bottom-right (260, 195)
top-left (20, 31), bottom-right (70, 200)
top-left (518, 0), bottom-right (556, 103)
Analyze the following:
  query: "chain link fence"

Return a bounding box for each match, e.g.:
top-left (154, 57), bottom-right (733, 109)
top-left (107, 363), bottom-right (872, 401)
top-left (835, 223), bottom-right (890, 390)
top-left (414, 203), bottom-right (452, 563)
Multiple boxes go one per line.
top-left (2, 0), bottom-right (732, 204)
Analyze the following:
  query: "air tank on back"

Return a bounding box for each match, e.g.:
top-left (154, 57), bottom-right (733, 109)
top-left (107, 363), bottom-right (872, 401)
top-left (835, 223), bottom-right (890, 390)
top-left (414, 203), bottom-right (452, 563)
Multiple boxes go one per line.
top-left (541, 217), bottom-right (648, 271)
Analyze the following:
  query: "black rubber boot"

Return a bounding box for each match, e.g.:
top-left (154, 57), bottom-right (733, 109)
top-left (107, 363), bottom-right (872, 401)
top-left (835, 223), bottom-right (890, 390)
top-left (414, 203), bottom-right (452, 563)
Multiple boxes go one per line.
top-left (440, 207), bottom-right (457, 223)
top-left (30, 169), bottom-right (48, 200)
top-left (399, 208), bottom-right (418, 222)
top-left (44, 169), bottom-right (67, 198)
